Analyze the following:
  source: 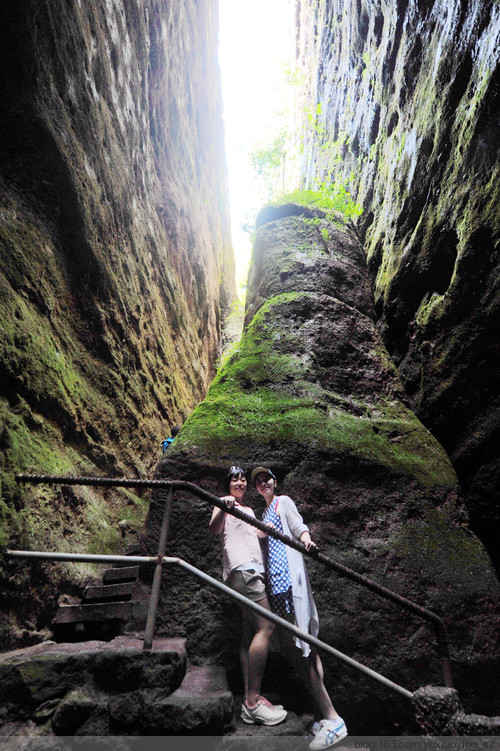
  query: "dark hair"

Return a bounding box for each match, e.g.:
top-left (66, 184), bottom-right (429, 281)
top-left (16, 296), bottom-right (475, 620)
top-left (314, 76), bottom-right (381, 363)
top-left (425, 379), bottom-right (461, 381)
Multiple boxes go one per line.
top-left (171, 426), bottom-right (181, 436)
top-left (224, 465), bottom-right (247, 494)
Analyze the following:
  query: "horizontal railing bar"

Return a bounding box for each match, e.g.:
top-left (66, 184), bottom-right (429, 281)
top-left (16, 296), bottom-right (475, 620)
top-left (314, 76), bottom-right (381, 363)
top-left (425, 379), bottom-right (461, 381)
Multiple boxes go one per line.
top-left (4, 547), bottom-right (413, 700)
top-left (14, 472), bottom-right (453, 686)
top-left (6, 550), bottom-right (158, 565)
top-left (164, 556), bottom-right (413, 700)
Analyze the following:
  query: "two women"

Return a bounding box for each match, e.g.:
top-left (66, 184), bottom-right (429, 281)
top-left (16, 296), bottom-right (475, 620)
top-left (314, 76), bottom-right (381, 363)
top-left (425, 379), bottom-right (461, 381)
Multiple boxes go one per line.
top-left (210, 464), bottom-right (347, 749)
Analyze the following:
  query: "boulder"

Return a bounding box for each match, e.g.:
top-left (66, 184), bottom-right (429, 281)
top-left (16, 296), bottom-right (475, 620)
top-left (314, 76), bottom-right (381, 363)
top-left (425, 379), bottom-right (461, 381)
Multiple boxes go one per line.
top-left (146, 207), bottom-right (500, 734)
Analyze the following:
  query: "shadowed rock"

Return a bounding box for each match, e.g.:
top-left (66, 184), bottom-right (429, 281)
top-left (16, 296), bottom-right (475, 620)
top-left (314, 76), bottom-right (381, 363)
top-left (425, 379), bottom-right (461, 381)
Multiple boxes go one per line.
top-left (0, 636), bottom-right (186, 733)
top-left (0, 0), bottom-right (234, 648)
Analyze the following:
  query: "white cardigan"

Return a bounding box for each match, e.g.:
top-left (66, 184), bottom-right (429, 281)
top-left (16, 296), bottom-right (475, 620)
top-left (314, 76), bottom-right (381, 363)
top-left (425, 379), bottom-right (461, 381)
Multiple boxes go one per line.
top-left (273, 495), bottom-right (319, 657)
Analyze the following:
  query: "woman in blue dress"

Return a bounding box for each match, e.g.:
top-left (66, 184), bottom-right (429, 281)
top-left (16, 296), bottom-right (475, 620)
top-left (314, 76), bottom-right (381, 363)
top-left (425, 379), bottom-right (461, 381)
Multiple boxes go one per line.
top-left (251, 466), bottom-right (348, 750)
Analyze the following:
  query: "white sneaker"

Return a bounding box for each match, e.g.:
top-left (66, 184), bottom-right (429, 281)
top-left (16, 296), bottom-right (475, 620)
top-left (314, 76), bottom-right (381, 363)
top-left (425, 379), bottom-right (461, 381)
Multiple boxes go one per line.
top-left (309, 717), bottom-right (348, 749)
top-left (240, 696), bottom-right (283, 714)
top-left (241, 695), bottom-right (287, 726)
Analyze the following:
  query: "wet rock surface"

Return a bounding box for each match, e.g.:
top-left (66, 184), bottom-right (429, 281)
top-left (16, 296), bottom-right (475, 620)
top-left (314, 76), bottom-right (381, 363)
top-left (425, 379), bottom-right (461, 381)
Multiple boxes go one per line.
top-left (295, 0), bottom-right (500, 574)
top-left (146, 208), bottom-right (500, 734)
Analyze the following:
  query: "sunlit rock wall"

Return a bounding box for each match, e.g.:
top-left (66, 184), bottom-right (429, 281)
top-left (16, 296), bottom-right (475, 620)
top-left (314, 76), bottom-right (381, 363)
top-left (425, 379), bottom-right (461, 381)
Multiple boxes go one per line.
top-left (147, 206), bottom-right (500, 733)
top-left (0, 0), bottom-right (234, 647)
top-left (295, 0), bottom-right (500, 572)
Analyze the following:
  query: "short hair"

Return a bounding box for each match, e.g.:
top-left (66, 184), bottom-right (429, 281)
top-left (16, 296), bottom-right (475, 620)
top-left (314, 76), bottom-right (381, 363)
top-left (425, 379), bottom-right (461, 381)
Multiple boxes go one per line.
top-left (224, 465), bottom-right (247, 494)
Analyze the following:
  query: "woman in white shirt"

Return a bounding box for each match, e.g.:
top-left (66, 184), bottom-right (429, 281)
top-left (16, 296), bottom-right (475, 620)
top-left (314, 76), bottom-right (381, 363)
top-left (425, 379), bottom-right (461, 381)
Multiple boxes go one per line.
top-left (209, 465), bottom-right (287, 726)
top-left (252, 466), bottom-right (348, 750)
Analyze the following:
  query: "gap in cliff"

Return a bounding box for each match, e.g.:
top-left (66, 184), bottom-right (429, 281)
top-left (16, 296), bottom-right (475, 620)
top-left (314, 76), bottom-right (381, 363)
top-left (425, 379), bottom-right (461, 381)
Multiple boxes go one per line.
top-left (218, 0), bottom-right (295, 299)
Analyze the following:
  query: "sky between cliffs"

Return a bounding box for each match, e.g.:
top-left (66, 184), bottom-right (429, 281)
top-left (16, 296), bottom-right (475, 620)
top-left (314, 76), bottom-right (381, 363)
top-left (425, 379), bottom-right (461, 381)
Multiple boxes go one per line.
top-left (218, 0), bottom-right (294, 294)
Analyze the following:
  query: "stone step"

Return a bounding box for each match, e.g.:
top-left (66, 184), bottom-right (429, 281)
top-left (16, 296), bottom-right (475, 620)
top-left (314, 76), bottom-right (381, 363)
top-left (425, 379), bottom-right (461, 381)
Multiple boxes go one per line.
top-left (223, 697), bottom-right (313, 741)
top-left (83, 582), bottom-right (135, 602)
top-left (0, 636), bottom-right (188, 734)
top-left (102, 566), bottom-right (139, 583)
top-left (142, 664), bottom-right (234, 734)
top-left (53, 601), bottom-right (131, 624)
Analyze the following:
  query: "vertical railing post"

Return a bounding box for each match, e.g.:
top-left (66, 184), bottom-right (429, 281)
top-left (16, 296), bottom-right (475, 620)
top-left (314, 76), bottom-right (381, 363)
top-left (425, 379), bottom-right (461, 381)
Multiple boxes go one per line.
top-left (436, 623), bottom-right (455, 688)
top-left (143, 488), bottom-right (173, 652)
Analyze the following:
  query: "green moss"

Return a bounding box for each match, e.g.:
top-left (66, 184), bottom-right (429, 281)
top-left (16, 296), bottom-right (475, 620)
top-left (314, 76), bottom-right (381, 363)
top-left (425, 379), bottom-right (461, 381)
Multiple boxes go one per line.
top-left (111, 488), bottom-right (150, 533)
top-left (174, 293), bottom-right (456, 488)
top-left (0, 278), bottom-right (100, 419)
top-left (178, 390), bottom-right (455, 487)
top-left (389, 510), bottom-right (499, 594)
top-left (396, 133), bottom-right (406, 163)
top-left (0, 398), bottom-right (76, 508)
top-left (0, 499), bottom-right (13, 548)
top-left (0, 392), bottom-right (147, 567)
top-left (415, 292), bottom-right (447, 329)
top-left (85, 496), bottom-right (121, 554)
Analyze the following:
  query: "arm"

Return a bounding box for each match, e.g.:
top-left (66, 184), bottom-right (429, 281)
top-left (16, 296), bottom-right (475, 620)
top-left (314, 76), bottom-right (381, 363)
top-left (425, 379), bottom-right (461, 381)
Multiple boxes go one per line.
top-left (299, 529), bottom-right (317, 552)
top-left (281, 496), bottom-right (317, 550)
top-left (208, 497), bottom-right (235, 536)
top-left (209, 506), bottom-right (225, 536)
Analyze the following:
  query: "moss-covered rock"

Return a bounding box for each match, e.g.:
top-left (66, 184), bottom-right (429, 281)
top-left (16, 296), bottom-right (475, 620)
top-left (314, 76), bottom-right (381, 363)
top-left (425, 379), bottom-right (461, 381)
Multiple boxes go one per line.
top-left (294, 0), bottom-right (500, 574)
top-left (0, 1), bottom-right (234, 646)
top-left (0, 636), bottom-right (187, 734)
top-left (146, 207), bottom-right (499, 732)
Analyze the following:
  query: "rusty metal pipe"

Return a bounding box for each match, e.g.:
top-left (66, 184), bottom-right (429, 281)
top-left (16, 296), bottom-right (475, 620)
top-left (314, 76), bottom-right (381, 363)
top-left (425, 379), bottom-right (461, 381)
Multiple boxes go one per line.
top-left (143, 488), bottom-right (173, 652)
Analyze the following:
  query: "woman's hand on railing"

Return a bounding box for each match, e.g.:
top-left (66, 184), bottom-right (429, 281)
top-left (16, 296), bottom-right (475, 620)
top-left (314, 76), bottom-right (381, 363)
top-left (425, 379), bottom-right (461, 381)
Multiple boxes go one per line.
top-left (300, 531), bottom-right (318, 552)
top-left (209, 496), bottom-right (235, 535)
top-left (221, 495), bottom-right (236, 509)
top-left (257, 521), bottom-right (276, 539)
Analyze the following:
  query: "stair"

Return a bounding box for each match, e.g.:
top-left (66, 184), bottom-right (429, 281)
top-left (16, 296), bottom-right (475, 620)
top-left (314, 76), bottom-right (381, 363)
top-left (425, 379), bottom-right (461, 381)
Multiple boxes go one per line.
top-left (83, 582), bottom-right (135, 602)
top-left (45, 546), bottom-right (315, 737)
top-left (52, 557), bottom-right (147, 642)
top-left (226, 705), bottom-right (313, 740)
top-left (54, 601), bottom-right (132, 624)
top-left (144, 664), bottom-right (234, 734)
top-left (102, 565), bottom-right (140, 583)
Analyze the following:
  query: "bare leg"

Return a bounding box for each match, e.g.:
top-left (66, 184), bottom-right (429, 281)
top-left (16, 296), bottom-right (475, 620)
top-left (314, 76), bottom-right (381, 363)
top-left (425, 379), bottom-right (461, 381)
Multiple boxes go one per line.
top-left (307, 650), bottom-right (339, 720)
top-left (239, 609), bottom-right (253, 699)
top-left (241, 596), bottom-right (275, 706)
top-left (279, 626), bottom-right (338, 720)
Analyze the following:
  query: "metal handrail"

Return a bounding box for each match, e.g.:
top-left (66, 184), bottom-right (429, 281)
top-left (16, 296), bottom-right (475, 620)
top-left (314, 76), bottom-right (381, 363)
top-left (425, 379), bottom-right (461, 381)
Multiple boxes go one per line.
top-left (5, 547), bottom-right (413, 700)
top-left (14, 472), bottom-right (454, 687)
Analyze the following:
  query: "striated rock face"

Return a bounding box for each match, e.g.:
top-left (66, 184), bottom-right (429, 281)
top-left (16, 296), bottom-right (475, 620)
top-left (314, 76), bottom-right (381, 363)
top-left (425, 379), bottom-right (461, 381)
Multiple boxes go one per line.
top-left (0, 0), bottom-right (233, 646)
top-left (147, 206), bottom-right (500, 733)
top-left (295, 0), bottom-right (500, 572)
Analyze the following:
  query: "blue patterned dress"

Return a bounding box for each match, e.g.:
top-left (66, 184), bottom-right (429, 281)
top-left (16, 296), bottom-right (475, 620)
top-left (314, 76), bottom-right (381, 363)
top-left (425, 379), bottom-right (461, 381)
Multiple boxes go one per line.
top-left (262, 497), bottom-right (295, 618)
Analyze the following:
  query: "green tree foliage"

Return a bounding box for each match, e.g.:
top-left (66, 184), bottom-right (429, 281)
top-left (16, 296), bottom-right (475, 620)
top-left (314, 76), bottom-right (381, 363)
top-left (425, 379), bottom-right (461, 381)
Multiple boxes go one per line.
top-left (249, 129), bottom-right (289, 200)
top-left (248, 99), bottom-right (362, 221)
top-left (270, 181), bottom-right (362, 220)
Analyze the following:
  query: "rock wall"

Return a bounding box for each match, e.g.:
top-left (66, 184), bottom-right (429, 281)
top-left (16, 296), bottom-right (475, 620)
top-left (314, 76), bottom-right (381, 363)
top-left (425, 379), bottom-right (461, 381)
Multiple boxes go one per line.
top-left (294, 0), bottom-right (500, 573)
top-left (146, 206), bottom-right (500, 734)
top-left (0, 0), bottom-right (234, 647)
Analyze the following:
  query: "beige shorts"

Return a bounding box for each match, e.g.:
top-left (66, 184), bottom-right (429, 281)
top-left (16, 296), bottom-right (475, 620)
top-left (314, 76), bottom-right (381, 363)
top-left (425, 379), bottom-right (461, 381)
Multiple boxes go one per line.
top-left (226, 569), bottom-right (267, 602)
